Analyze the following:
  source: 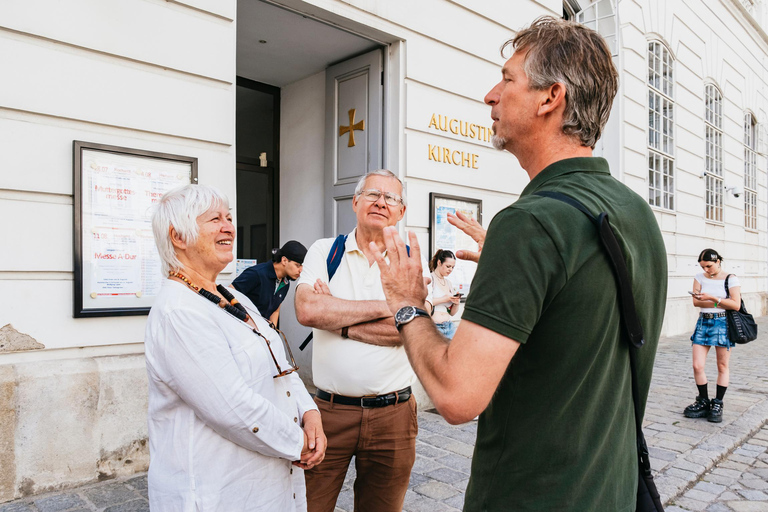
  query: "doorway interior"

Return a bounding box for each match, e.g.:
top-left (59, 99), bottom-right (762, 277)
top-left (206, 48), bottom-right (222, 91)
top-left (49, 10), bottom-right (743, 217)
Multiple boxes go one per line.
top-left (235, 77), bottom-right (280, 264)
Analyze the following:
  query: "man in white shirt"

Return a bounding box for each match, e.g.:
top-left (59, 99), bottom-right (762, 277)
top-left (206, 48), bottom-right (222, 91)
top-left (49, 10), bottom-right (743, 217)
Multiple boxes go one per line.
top-left (295, 169), bottom-right (430, 512)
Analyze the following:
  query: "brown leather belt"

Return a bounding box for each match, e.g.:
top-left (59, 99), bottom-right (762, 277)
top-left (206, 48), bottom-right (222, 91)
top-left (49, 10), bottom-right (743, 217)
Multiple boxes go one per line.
top-left (315, 387), bottom-right (411, 408)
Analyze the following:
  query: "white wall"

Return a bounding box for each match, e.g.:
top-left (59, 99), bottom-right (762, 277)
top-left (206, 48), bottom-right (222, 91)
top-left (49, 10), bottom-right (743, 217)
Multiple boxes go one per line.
top-left (619, 0), bottom-right (768, 335)
top-left (0, 0), bottom-right (238, 351)
top-left (278, 71), bottom-right (328, 383)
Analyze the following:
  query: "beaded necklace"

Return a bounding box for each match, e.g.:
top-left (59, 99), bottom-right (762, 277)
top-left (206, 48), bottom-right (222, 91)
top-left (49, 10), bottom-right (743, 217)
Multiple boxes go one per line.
top-left (168, 270), bottom-right (299, 378)
top-left (169, 271), bottom-right (250, 322)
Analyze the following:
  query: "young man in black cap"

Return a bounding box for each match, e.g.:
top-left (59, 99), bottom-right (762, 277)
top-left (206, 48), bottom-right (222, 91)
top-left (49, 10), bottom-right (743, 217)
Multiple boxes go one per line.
top-left (232, 240), bottom-right (307, 325)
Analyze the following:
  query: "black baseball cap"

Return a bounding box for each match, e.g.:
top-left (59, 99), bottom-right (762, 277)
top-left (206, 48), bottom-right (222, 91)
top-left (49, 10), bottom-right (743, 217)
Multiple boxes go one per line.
top-left (276, 240), bottom-right (307, 264)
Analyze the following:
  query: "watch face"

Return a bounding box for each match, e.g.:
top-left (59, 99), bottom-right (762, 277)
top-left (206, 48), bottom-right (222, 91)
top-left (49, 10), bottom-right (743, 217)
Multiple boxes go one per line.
top-left (395, 306), bottom-right (416, 325)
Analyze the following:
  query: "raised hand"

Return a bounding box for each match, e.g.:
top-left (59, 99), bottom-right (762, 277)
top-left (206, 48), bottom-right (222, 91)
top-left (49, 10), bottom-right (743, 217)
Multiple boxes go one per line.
top-left (370, 227), bottom-right (428, 316)
top-left (446, 211), bottom-right (485, 263)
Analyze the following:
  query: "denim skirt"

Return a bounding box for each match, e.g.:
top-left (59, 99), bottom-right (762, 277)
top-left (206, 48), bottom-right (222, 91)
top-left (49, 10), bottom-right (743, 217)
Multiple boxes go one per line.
top-left (691, 315), bottom-right (734, 349)
top-left (436, 320), bottom-right (457, 340)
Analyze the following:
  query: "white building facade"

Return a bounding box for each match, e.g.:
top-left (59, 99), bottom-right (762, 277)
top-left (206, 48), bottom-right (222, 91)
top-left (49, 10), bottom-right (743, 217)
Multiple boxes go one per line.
top-left (0, 0), bottom-right (766, 502)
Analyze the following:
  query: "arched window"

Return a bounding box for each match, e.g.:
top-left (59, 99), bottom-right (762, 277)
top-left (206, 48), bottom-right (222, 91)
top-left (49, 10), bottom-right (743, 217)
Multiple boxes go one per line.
top-left (744, 112), bottom-right (758, 230)
top-left (704, 84), bottom-right (723, 222)
top-left (648, 41), bottom-right (675, 209)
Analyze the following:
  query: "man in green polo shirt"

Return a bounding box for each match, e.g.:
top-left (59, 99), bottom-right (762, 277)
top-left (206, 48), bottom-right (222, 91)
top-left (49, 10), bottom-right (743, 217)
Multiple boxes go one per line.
top-left (371, 16), bottom-right (667, 511)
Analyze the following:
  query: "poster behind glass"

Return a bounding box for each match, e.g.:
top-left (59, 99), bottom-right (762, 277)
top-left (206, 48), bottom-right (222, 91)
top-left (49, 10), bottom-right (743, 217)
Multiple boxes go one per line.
top-left (74, 142), bottom-right (197, 317)
top-left (430, 193), bottom-right (482, 297)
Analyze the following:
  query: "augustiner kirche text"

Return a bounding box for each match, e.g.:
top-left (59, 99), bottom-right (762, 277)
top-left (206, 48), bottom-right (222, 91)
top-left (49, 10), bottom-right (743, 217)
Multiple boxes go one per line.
top-left (427, 113), bottom-right (493, 169)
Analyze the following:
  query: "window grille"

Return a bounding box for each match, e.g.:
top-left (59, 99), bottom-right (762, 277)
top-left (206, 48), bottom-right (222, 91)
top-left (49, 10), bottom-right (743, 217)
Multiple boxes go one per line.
top-left (648, 41), bottom-right (675, 210)
top-left (704, 84), bottom-right (723, 222)
top-left (576, 0), bottom-right (618, 56)
top-left (745, 113), bottom-right (758, 230)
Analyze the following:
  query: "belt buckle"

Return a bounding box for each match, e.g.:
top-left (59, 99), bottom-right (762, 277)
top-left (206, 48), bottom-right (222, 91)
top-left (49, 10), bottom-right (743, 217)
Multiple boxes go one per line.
top-left (362, 394), bottom-right (393, 408)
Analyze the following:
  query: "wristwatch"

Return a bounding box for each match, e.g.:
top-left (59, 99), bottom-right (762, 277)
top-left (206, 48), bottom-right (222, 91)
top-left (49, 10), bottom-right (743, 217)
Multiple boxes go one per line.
top-left (394, 306), bottom-right (431, 331)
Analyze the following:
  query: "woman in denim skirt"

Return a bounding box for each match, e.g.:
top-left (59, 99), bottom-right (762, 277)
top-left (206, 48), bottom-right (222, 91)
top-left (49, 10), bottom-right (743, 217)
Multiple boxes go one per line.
top-left (429, 249), bottom-right (460, 339)
top-left (684, 249), bottom-right (741, 423)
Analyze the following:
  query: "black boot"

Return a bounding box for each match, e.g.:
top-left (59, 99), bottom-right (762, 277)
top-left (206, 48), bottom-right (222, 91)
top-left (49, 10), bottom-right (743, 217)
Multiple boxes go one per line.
top-left (683, 396), bottom-right (710, 418)
top-left (708, 399), bottom-right (723, 423)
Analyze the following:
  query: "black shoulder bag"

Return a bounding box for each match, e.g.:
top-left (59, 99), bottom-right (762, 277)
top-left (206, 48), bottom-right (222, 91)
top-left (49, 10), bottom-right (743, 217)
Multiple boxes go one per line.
top-left (535, 191), bottom-right (664, 512)
top-left (724, 274), bottom-right (757, 344)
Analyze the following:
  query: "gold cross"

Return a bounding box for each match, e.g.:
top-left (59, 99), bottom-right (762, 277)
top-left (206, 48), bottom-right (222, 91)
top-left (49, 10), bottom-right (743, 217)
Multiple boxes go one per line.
top-left (339, 108), bottom-right (365, 147)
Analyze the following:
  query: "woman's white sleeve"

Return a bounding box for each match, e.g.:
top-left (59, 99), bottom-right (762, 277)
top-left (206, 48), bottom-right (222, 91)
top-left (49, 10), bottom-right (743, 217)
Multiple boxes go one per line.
top-left (153, 308), bottom-right (304, 460)
top-left (288, 372), bottom-right (319, 421)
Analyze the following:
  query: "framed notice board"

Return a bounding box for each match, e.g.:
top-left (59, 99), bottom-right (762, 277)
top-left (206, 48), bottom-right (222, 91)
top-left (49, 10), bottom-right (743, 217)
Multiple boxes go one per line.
top-left (73, 141), bottom-right (198, 317)
top-left (429, 193), bottom-right (482, 297)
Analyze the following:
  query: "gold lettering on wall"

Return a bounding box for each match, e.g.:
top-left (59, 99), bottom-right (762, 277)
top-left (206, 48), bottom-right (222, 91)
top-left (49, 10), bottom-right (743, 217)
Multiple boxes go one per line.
top-left (426, 113), bottom-right (489, 170)
top-left (428, 144), bottom-right (479, 169)
top-left (427, 114), bottom-right (493, 143)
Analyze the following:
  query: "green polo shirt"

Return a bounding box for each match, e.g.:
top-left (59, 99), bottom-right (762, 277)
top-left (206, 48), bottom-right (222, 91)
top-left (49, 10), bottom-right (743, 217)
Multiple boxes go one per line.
top-left (462, 157), bottom-right (667, 511)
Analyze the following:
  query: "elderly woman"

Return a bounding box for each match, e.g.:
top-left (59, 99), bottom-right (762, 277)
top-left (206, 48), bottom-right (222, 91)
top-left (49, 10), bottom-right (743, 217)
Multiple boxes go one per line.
top-left (145, 184), bottom-right (325, 511)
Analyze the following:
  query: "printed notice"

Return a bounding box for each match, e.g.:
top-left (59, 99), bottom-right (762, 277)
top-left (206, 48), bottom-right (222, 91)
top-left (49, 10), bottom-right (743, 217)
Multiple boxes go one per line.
top-left (79, 146), bottom-right (194, 313)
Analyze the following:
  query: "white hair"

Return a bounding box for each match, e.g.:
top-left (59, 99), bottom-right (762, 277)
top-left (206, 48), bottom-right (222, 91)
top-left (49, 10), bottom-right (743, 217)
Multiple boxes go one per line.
top-left (151, 184), bottom-right (230, 275)
top-left (353, 169), bottom-right (407, 206)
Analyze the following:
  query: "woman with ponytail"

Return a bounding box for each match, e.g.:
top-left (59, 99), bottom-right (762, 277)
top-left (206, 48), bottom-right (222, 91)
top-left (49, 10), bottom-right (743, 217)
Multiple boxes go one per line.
top-left (429, 249), bottom-right (460, 339)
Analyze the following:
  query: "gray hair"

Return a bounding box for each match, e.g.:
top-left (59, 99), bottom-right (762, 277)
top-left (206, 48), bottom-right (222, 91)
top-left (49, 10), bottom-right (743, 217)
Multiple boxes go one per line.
top-left (353, 169), bottom-right (407, 206)
top-left (504, 16), bottom-right (618, 149)
top-left (151, 184), bottom-right (230, 275)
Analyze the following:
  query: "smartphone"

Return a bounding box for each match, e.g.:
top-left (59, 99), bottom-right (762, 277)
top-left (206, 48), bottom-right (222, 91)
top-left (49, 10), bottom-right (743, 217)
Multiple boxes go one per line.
top-left (453, 292), bottom-right (463, 297)
top-left (688, 291), bottom-right (698, 295)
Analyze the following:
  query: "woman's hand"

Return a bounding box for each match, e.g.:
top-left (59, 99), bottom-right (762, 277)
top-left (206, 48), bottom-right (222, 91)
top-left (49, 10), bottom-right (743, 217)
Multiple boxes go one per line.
top-left (432, 295), bottom-right (454, 307)
top-left (293, 410), bottom-right (326, 470)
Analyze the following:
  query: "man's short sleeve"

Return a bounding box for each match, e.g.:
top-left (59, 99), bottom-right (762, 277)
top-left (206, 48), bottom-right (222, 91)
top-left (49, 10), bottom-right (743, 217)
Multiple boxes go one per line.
top-left (461, 207), bottom-right (565, 344)
top-left (296, 238), bottom-right (331, 290)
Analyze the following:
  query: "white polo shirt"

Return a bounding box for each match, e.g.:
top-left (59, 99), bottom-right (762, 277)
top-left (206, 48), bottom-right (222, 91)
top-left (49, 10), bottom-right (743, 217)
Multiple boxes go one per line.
top-left (297, 229), bottom-right (430, 396)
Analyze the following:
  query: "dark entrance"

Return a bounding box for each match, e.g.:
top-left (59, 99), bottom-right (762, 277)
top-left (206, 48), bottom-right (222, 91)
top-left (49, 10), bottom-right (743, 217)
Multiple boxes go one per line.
top-left (236, 77), bottom-right (280, 264)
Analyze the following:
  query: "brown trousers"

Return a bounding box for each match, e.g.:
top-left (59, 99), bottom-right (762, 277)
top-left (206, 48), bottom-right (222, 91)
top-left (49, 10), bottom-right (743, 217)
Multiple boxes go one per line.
top-left (305, 395), bottom-right (418, 512)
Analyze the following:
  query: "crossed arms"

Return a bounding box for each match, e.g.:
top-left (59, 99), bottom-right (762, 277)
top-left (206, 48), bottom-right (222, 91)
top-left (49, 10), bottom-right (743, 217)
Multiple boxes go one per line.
top-left (295, 280), bottom-right (404, 346)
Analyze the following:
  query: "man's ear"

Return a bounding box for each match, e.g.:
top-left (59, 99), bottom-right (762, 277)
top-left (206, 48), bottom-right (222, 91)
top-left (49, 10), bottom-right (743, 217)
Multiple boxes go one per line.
top-left (169, 226), bottom-right (186, 251)
top-left (395, 204), bottom-right (406, 223)
top-left (537, 82), bottom-right (566, 117)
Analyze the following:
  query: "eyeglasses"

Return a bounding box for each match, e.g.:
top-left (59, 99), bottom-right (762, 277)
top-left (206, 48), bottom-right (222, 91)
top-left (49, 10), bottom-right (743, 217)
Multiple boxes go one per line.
top-left (359, 189), bottom-right (403, 207)
top-left (253, 323), bottom-right (299, 378)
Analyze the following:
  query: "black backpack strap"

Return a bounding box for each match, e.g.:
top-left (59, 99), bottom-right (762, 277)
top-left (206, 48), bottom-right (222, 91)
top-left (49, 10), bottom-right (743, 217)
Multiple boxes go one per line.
top-left (533, 191), bottom-right (654, 482)
top-left (534, 192), bottom-right (644, 349)
top-left (535, 190), bottom-right (597, 222)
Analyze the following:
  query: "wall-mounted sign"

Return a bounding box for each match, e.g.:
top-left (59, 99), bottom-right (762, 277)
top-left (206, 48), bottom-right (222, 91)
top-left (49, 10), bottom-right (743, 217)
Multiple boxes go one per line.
top-left (426, 113), bottom-right (493, 170)
top-left (73, 141), bottom-right (197, 317)
top-left (429, 193), bottom-right (483, 297)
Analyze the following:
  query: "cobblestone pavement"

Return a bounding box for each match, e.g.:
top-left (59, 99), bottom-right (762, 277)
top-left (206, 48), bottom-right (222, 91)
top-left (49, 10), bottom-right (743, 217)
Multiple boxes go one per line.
top-left (666, 424), bottom-right (768, 512)
top-left (646, 316), bottom-right (768, 504)
top-left (0, 475), bottom-right (148, 512)
top-left (2, 316), bottom-right (767, 512)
